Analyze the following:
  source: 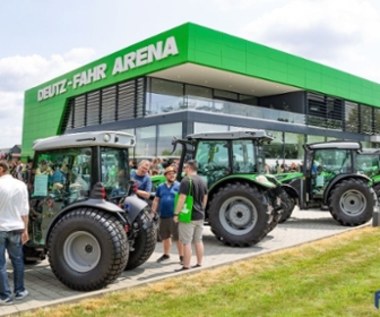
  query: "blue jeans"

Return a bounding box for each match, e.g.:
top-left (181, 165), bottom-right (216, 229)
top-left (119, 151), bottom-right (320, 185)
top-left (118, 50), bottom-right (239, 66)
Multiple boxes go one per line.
top-left (0, 231), bottom-right (25, 299)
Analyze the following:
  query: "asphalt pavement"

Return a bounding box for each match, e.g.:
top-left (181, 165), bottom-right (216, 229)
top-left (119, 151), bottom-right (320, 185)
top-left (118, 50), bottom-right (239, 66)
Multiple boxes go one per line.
top-left (0, 207), bottom-right (369, 316)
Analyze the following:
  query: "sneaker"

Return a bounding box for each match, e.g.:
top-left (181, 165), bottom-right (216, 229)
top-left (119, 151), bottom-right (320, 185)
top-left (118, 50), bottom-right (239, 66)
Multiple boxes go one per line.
top-left (15, 290), bottom-right (29, 301)
top-left (0, 297), bottom-right (13, 305)
top-left (179, 255), bottom-right (184, 265)
top-left (156, 254), bottom-right (170, 263)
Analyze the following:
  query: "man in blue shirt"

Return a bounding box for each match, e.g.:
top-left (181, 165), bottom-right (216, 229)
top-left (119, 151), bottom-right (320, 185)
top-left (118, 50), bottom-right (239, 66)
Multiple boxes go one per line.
top-left (152, 166), bottom-right (183, 264)
top-left (130, 160), bottom-right (152, 200)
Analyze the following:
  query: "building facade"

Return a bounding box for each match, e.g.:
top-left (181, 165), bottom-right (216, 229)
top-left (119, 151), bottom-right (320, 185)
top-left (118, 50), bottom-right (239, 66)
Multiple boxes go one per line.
top-left (23, 23), bottom-right (380, 163)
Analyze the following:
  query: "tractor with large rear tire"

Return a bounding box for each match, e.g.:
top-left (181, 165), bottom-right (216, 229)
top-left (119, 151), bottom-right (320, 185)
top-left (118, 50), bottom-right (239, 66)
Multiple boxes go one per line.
top-left (24, 131), bottom-right (156, 291)
top-left (170, 130), bottom-right (288, 247)
top-left (276, 141), bottom-right (378, 226)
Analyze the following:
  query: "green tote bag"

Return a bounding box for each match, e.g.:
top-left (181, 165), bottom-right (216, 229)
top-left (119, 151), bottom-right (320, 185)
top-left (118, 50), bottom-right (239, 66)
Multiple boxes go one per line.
top-left (174, 178), bottom-right (193, 223)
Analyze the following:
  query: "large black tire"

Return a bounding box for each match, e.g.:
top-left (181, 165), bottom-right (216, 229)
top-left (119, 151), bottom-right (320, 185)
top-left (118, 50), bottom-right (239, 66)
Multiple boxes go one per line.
top-left (208, 182), bottom-right (273, 247)
top-left (48, 208), bottom-right (129, 291)
top-left (373, 183), bottom-right (380, 201)
top-left (328, 179), bottom-right (373, 226)
top-left (125, 208), bottom-right (157, 270)
top-left (278, 193), bottom-right (295, 223)
top-left (266, 188), bottom-right (288, 231)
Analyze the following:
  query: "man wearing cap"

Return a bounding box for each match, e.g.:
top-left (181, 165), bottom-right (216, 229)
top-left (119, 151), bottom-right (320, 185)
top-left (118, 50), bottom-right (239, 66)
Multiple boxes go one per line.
top-left (151, 166), bottom-right (183, 264)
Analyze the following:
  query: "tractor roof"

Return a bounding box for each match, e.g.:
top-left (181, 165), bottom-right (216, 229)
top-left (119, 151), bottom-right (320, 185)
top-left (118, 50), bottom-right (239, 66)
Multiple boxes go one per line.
top-left (186, 130), bottom-right (273, 142)
top-left (360, 148), bottom-right (380, 155)
top-left (33, 131), bottom-right (136, 151)
top-left (305, 141), bottom-right (361, 151)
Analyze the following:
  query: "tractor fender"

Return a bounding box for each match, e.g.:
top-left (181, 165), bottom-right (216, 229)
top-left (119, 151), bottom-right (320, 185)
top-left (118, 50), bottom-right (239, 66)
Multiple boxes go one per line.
top-left (323, 173), bottom-right (371, 205)
top-left (45, 198), bottom-right (127, 245)
top-left (209, 174), bottom-right (276, 193)
top-left (280, 183), bottom-right (300, 200)
top-left (123, 194), bottom-right (149, 224)
top-left (207, 175), bottom-right (275, 208)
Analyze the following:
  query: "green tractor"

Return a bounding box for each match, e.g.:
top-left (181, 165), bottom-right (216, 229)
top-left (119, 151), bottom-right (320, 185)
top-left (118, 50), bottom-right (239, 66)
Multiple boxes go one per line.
top-left (356, 148), bottom-right (380, 196)
top-left (164, 130), bottom-right (289, 247)
top-left (276, 141), bottom-right (377, 226)
top-left (24, 131), bottom-right (156, 291)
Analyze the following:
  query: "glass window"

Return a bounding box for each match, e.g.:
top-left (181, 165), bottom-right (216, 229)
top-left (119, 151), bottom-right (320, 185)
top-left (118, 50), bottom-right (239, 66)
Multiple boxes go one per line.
top-left (307, 135), bottom-right (326, 144)
top-left (239, 94), bottom-right (258, 106)
top-left (214, 89), bottom-right (238, 101)
top-left (263, 130), bottom-right (283, 172)
top-left (186, 85), bottom-right (212, 98)
top-left (315, 149), bottom-right (351, 172)
top-left (32, 147), bottom-right (92, 205)
top-left (135, 126), bottom-right (156, 156)
top-left (284, 133), bottom-right (304, 160)
top-left (100, 147), bottom-right (129, 200)
top-left (374, 108), bottom-right (380, 134)
top-left (146, 78), bottom-right (184, 115)
top-left (232, 140), bottom-right (256, 173)
top-left (312, 149), bottom-right (352, 197)
top-left (195, 140), bottom-right (229, 186)
top-left (157, 123), bottom-right (182, 156)
top-left (356, 153), bottom-right (380, 177)
top-left (262, 131), bottom-right (305, 173)
top-left (360, 104), bottom-right (373, 135)
top-left (185, 85), bottom-right (213, 111)
top-left (345, 101), bottom-right (359, 133)
top-left (194, 122), bottom-right (228, 133)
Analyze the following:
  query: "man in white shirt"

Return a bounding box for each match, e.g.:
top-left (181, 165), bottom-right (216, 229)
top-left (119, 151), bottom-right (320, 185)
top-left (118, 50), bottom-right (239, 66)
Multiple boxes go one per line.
top-left (0, 160), bottom-right (30, 305)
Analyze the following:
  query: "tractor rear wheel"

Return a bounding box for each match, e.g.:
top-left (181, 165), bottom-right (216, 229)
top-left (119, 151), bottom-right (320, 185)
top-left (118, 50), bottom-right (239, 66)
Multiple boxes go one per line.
top-left (48, 208), bottom-right (128, 291)
top-left (328, 179), bottom-right (373, 226)
top-left (208, 182), bottom-right (272, 247)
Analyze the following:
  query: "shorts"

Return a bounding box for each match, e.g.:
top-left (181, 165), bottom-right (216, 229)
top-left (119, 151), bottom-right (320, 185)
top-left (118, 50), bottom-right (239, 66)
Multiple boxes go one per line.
top-left (178, 220), bottom-right (204, 245)
top-left (159, 217), bottom-right (179, 241)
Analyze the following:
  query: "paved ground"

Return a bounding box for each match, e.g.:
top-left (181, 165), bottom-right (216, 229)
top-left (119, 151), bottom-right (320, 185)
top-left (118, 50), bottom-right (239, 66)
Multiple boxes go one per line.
top-left (1, 208), bottom-right (369, 316)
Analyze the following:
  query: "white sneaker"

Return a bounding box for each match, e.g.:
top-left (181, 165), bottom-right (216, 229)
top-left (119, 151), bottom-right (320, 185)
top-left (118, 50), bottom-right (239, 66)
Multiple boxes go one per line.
top-left (15, 290), bottom-right (29, 301)
top-left (0, 297), bottom-right (13, 305)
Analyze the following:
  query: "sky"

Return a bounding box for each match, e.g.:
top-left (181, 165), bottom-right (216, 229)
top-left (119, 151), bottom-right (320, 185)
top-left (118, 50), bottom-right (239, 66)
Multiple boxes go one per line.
top-left (1, 0), bottom-right (380, 148)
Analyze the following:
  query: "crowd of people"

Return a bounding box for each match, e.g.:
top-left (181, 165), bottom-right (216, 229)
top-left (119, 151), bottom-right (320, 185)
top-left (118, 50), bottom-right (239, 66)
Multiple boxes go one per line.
top-left (130, 157), bottom-right (208, 271)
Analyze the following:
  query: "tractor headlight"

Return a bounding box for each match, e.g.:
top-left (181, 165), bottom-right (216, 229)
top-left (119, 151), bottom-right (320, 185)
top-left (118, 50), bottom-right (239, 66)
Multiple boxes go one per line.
top-left (103, 133), bottom-right (111, 142)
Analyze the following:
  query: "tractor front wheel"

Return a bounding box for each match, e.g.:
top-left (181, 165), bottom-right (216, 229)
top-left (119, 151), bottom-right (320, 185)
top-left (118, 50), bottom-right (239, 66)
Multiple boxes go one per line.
top-left (125, 208), bottom-right (157, 270)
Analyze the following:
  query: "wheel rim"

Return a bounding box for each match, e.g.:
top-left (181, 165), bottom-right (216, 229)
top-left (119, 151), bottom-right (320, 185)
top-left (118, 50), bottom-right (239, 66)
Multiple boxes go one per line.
top-left (219, 196), bottom-right (258, 235)
top-left (63, 231), bottom-right (101, 273)
top-left (339, 189), bottom-right (367, 216)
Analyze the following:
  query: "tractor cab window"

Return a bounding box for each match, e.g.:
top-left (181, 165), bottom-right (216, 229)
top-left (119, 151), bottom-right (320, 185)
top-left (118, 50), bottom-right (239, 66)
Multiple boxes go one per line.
top-left (232, 140), bottom-right (256, 173)
top-left (32, 148), bottom-right (92, 205)
top-left (356, 153), bottom-right (380, 177)
top-left (313, 149), bottom-right (352, 174)
top-left (195, 140), bottom-right (229, 185)
top-left (311, 149), bottom-right (352, 197)
top-left (100, 147), bottom-right (129, 200)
